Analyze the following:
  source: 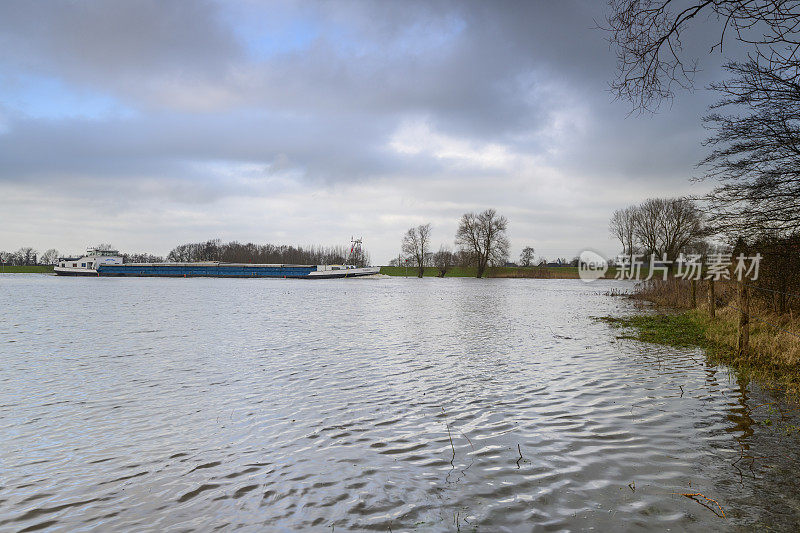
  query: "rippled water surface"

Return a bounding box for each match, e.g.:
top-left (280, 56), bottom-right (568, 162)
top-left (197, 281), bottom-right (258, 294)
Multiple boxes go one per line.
top-left (2, 274), bottom-right (800, 532)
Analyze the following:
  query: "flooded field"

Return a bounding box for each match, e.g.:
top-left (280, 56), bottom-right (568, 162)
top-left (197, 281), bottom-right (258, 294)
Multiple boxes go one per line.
top-left (1, 274), bottom-right (799, 531)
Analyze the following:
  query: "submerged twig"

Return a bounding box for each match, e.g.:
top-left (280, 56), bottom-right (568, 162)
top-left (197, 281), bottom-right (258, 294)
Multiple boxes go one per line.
top-left (445, 422), bottom-right (455, 464)
top-left (460, 431), bottom-right (474, 453)
top-left (672, 492), bottom-right (726, 518)
top-left (516, 443), bottom-right (523, 468)
top-left (441, 407), bottom-right (455, 465)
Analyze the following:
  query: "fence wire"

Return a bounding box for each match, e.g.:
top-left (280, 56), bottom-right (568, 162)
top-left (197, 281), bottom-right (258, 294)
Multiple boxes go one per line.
top-left (741, 282), bottom-right (800, 302)
top-left (726, 303), bottom-right (800, 341)
top-left (704, 280), bottom-right (800, 340)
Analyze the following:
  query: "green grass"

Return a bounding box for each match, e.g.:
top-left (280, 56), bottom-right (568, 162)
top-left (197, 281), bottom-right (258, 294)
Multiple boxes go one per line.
top-left (595, 312), bottom-right (713, 349)
top-left (0, 265), bottom-right (54, 273)
top-left (597, 310), bottom-right (798, 391)
top-left (599, 289), bottom-right (800, 399)
top-left (380, 265), bottom-right (620, 279)
top-left (379, 266), bottom-right (477, 277)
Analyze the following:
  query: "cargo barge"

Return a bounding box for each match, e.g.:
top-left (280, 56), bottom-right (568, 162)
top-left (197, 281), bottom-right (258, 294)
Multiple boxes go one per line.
top-left (54, 246), bottom-right (380, 279)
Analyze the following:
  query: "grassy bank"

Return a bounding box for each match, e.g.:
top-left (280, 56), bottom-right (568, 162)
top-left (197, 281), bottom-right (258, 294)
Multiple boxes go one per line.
top-left (380, 265), bottom-right (620, 279)
top-left (379, 266), bottom-right (477, 277)
top-left (0, 265), bottom-right (53, 273)
top-left (598, 312), bottom-right (713, 349)
top-left (607, 279), bottom-right (800, 395)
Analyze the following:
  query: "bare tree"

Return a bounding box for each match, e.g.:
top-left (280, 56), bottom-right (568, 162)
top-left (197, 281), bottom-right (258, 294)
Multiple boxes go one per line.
top-left (699, 59), bottom-right (800, 236)
top-left (39, 249), bottom-right (59, 265)
top-left (661, 197), bottom-right (706, 259)
top-left (605, 1), bottom-right (800, 244)
top-left (453, 249), bottom-right (473, 268)
top-left (455, 209), bottom-right (510, 278)
top-left (519, 246), bottom-right (535, 267)
top-left (643, 197), bottom-right (705, 259)
top-left (606, 1), bottom-right (800, 112)
top-left (433, 245), bottom-right (453, 277)
top-left (612, 197), bottom-right (704, 261)
top-left (16, 247), bottom-right (37, 266)
top-left (609, 206), bottom-right (637, 261)
top-left (633, 199), bottom-right (663, 257)
top-left (402, 223), bottom-right (432, 277)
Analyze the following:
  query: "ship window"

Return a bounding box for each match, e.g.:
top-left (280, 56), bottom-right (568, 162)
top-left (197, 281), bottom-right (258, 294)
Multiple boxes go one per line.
top-left (81, 263), bottom-right (86, 267)
top-left (73, 263), bottom-right (77, 267)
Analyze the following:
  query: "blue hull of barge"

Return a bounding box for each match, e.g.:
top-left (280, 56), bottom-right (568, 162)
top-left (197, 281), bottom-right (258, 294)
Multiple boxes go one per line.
top-left (97, 264), bottom-right (316, 278)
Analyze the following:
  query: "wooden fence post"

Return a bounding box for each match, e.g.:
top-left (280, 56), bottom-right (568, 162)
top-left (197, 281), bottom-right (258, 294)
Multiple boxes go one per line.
top-left (690, 279), bottom-right (697, 308)
top-left (737, 280), bottom-right (749, 357)
top-left (708, 279), bottom-right (716, 318)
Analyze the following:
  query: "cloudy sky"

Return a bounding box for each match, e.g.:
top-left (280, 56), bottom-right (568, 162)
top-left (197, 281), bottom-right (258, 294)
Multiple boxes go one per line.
top-left (0, 0), bottom-right (727, 263)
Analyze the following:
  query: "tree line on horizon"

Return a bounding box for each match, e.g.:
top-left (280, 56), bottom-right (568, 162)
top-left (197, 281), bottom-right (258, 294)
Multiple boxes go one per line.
top-left (0, 247), bottom-right (51, 266)
top-left (0, 239), bottom-right (371, 267)
top-left (0, 246), bottom-right (167, 266)
top-left (164, 239), bottom-right (370, 267)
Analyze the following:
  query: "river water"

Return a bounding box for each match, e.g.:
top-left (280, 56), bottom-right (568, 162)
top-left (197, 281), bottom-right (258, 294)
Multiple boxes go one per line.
top-left (1, 274), bottom-right (799, 531)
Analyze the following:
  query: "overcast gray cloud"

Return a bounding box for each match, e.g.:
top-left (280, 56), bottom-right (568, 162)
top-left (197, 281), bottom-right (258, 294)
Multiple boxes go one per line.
top-left (0, 0), bottom-right (732, 262)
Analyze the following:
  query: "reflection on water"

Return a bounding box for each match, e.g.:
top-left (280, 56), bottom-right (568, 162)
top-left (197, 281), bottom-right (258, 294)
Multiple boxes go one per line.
top-left (1, 274), bottom-right (799, 531)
